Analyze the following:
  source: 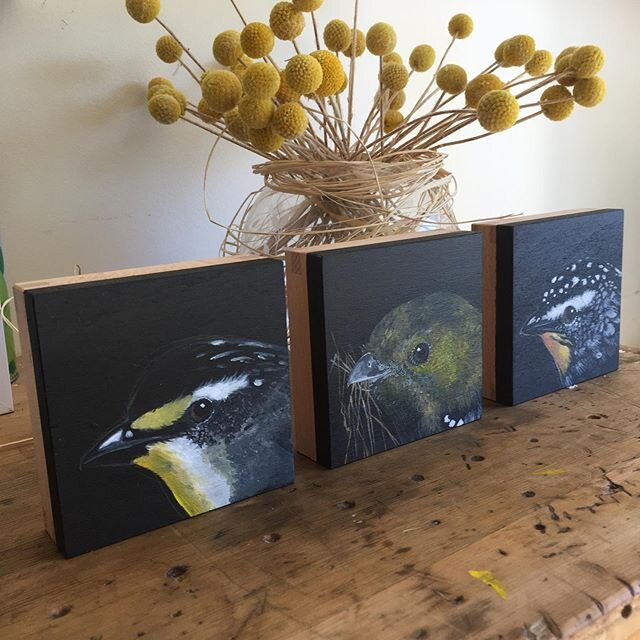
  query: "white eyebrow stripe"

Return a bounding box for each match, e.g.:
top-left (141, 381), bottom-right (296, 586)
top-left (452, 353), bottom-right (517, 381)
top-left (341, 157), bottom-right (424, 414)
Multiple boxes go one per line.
top-left (543, 290), bottom-right (596, 321)
top-left (193, 375), bottom-right (250, 401)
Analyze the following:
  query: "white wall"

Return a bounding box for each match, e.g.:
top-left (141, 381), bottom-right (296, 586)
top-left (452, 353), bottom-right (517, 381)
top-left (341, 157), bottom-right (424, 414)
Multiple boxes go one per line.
top-left (1, 0), bottom-right (638, 344)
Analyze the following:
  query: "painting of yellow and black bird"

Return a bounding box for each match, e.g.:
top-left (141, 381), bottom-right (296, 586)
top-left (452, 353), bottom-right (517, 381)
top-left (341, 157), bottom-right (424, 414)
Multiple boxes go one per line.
top-left (342, 292), bottom-right (482, 461)
top-left (521, 259), bottom-right (622, 387)
top-left (82, 338), bottom-right (293, 518)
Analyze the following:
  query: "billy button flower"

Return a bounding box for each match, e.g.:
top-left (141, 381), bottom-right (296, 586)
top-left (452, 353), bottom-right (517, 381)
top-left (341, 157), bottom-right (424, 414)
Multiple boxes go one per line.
top-left (409, 45), bottom-right (436, 73)
top-left (202, 70), bottom-right (243, 113)
top-left (573, 77), bottom-right (606, 107)
top-left (243, 62), bottom-right (281, 99)
top-left (147, 77), bottom-right (172, 98)
top-left (240, 22), bottom-right (275, 59)
top-left (272, 102), bottom-right (309, 138)
top-left (310, 50), bottom-right (345, 97)
top-left (342, 29), bottom-right (366, 58)
top-left (540, 85), bottom-right (574, 120)
top-left (555, 54), bottom-right (578, 86)
top-left (494, 40), bottom-right (508, 66)
top-left (571, 45), bottom-right (605, 79)
top-left (276, 70), bottom-right (301, 103)
top-left (270, 2), bottom-right (305, 41)
top-left (465, 73), bottom-right (503, 109)
top-left (197, 99), bottom-right (220, 120)
top-left (213, 30), bottom-right (243, 67)
top-left (149, 85), bottom-right (186, 114)
top-left (448, 13), bottom-right (474, 39)
top-left (292, 0), bottom-right (323, 11)
top-left (249, 125), bottom-right (284, 153)
top-left (125, 0), bottom-right (160, 24)
top-left (436, 64), bottom-right (467, 95)
top-left (148, 94), bottom-right (181, 124)
top-left (323, 19), bottom-right (352, 53)
top-left (383, 52), bottom-right (403, 66)
top-left (389, 90), bottom-right (406, 110)
top-left (366, 23), bottom-right (397, 57)
top-left (285, 54), bottom-right (323, 95)
top-left (503, 35), bottom-right (536, 67)
top-left (224, 108), bottom-right (250, 142)
top-left (380, 63), bottom-right (409, 92)
top-left (525, 49), bottom-right (553, 77)
top-left (238, 96), bottom-right (275, 129)
top-left (477, 90), bottom-right (520, 132)
top-left (383, 109), bottom-right (404, 133)
top-left (155, 35), bottom-right (182, 64)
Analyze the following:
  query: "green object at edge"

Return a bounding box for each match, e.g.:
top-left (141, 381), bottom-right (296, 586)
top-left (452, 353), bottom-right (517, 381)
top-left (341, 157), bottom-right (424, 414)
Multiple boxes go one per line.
top-left (0, 243), bottom-right (18, 383)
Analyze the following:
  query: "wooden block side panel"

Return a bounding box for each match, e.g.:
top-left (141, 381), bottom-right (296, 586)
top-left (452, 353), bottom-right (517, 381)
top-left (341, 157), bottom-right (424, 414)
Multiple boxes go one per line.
top-left (284, 252), bottom-right (317, 462)
top-left (13, 285), bottom-right (57, 543)
top-left (473, 224), bottom-right (498, 401)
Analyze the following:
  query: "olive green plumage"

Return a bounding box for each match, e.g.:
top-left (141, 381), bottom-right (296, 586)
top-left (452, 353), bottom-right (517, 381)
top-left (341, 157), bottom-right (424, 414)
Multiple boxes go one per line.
top-left (349, 292), bottom-right (482, 441)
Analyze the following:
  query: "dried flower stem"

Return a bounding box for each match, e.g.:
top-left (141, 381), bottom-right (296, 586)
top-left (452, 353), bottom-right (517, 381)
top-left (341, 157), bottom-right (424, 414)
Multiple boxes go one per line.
top-left (178, 59), bottom-right (201, 84)
top-left (347, 0), bottom-right (360, 145)
top-left (311, 12), bottom-right (321, 50)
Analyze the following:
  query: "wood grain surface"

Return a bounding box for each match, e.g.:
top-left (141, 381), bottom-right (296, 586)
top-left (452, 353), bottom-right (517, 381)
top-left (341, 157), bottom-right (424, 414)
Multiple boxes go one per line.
top-left (1, 351), bottom-right (639, 639)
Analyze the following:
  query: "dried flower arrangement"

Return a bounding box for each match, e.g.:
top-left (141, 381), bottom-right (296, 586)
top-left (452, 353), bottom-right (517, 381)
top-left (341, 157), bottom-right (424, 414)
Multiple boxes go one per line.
top-left (126, 0), bottom-right (606, 255)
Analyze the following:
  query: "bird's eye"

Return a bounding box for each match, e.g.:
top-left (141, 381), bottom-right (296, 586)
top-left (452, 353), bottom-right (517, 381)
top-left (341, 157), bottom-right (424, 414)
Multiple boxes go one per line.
top-left (410, 342), bottom-right (431, 365)
top-left (562, 305), bottom-right (577, 325)
top-left (189, 399), bottom-right (214, 423)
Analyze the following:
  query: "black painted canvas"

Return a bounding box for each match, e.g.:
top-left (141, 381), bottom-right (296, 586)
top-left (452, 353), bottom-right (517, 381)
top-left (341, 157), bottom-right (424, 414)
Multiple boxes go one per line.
top-left (494, 209), bottom-right (623, 405)
top-left (17, 258), bottom-right (293, 557)
top-left (304, 232), bottom-right (483, 468)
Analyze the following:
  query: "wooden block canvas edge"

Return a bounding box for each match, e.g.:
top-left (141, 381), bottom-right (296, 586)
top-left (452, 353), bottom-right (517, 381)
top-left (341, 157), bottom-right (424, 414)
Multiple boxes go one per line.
top-left (13, 284), bottom-right (58, 545)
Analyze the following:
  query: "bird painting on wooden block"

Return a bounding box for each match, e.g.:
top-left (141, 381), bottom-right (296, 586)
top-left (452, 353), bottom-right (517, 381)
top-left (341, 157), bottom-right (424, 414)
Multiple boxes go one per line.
top-left (521, 260), bottom-right (622, 387)
top-left (339, 292), bottom-right (482, 462)
top-left (82, 338), bottom-right (293, 517)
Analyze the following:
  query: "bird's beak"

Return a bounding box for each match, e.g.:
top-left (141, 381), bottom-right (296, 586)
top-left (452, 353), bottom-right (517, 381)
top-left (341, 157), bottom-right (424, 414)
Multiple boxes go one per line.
top-left (521, 312), bottom-right (558, 336)
top-left (348, 352), bottom-right (392, 386)
top-left (82, 422), bottom-right (140, 469)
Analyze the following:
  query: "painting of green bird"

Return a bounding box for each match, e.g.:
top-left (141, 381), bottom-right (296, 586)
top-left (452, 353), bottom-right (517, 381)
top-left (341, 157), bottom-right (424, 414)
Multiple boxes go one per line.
top-left (341, 292), bottom-right (482, 462)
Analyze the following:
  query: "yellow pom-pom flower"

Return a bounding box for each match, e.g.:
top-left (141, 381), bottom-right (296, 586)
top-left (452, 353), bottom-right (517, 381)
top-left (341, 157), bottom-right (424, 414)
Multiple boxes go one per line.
top-left (540, 85), bottom-right (574, 121)
top-left (243, 62), bottom-right (281, 99)
top-left (380, 63), bottom-right (409, 92)
top-left (465, 73), bottom-right (503, 109)
top-left (389, 90), bottom-right (406, 110)
top-left (155, 36), bottom-right (182, 64)
top-left (323, 19), bottom-right (351, 53)
top-left (270, 2), bottom-right (305, 41)
top-left (342, 29), bottom-right (366, 58)
top-left (383, 52), bottom-right (403, 66)
top-left (126, 0), bottom-right (160, 24)
top-left (150, 85), bottom-right (186, 114)
top-left (436, 64), bottom-right (467, 95)
top-left (494, 40), bottom-right (508, 66)
top-left (224, 108), bottom-right (250, 141)
top-left (240, 23), bottom-right (275, 59)
top-left (147, 77), bottom-right (172, 98)
top-left (448, 14), bottom-right (473, 39)
top-left (273, 102), bottom-right (308, 138)
top-left (285, 54), bottom-right (323, 95)
top-left (383, 109), bottom-right (404, 133)
top-left (409, 45), bottom-right (435, 72)
top-left (555, 54), bottom-right (578, 86)
top-left (525, 50), bottom-right (553, 77)
top-left (573, 76), bottom-right (606, 108)
top-left (503, 35), bottom-right (536, 67)
top-left (571, 45), bottom-right (605, 79)
top-left (310, 50), bottom-right (345, 97)
top-left (558, 46), bottom-right (578, 60)
top-left (293, 0), bottom-right (323, 10)
top-left (366, 23), bottom-right (397, 57)
top-left (477, 90), bottom-right (519, 132)
top-left (276, 70), bottom-right (300, 103)
top-left (148, 94), bottom-right (181, 124)
top-left (249, 126), bottom-right (284, 153)
top-left (213, 30), bottom-right (243, 67)
top-left (238, 95), bottom-right (275, 129)
top-left (197, 99), bottom-right (220, 120)
top-left (202, 70), bottom-right (243, 113)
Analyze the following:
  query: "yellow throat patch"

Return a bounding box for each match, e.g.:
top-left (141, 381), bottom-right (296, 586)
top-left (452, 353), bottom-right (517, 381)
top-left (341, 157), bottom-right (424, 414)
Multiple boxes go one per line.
top-left (134, 442), bottom-right (214, 517)
top-left (540, 332), bottom-right (571, 376)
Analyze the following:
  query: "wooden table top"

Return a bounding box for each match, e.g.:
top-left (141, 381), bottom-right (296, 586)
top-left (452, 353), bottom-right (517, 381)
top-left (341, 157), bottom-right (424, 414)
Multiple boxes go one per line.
top-left (1, 352), bottom-right (640, 640)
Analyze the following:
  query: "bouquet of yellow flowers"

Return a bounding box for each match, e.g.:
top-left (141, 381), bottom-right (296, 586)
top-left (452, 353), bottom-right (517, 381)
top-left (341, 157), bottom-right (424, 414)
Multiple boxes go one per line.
top-left (126, 0), bottom-right (606, 256)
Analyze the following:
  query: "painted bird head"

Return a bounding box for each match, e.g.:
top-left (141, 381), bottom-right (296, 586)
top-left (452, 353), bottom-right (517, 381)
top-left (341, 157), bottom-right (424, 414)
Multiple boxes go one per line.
top-left (521, 260), bottom-right (621, 386)
top-left (82, 339), bottom-right (292, 516)
top-left (347, 292), bottom-right (482, 438)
